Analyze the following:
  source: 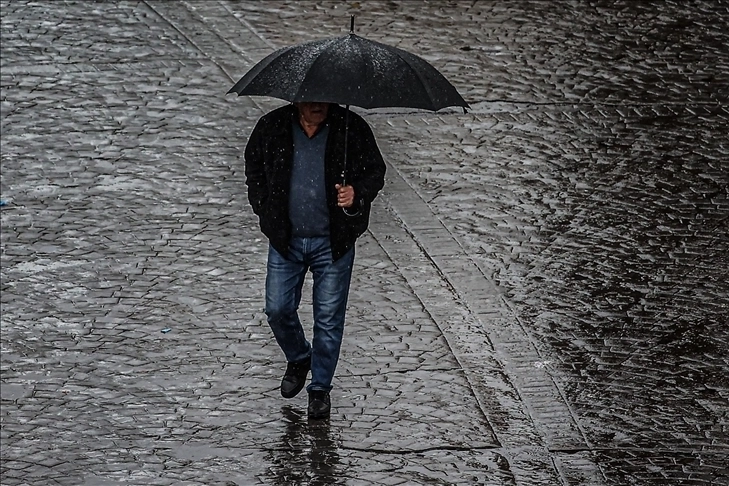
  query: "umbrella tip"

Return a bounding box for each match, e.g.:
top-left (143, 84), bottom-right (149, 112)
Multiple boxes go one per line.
top-left (350, 15), bottom-right (355, 34)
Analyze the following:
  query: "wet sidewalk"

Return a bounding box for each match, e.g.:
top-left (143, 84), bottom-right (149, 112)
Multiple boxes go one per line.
top-left (2, 1), bottom-right (728, 485)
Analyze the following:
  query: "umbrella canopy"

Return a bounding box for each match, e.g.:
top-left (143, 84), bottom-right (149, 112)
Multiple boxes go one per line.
top-left (227, 23), bottom-right (469, 111)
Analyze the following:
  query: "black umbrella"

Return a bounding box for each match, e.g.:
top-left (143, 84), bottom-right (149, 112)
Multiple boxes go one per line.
top-left (228, 16), bottom-right (468, 185)
top-left (228, 17), bottom-right (469, 111)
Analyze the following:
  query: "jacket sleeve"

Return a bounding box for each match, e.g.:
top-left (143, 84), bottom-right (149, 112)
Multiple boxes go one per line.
top-left (244, 119), bottom-right (268, 216)
top-left (348, 116), bottom-right (386, 205)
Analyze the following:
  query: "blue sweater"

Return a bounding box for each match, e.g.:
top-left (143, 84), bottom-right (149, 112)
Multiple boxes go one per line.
top-left (289, 122), bottom-right (330, 237)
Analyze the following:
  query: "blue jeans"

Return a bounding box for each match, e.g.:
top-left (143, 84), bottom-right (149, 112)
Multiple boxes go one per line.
top-left (265, 237), bottom-right (354, 392)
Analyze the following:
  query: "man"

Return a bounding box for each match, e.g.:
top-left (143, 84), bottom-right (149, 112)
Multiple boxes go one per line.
top-left (244, 101), bottom-right (386, 419)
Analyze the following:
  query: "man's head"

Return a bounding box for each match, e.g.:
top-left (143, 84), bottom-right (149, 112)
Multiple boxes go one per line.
top-left (295, 102), bottom-right (330, 128)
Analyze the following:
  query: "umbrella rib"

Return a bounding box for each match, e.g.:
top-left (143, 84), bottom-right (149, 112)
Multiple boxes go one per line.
top-left (293, 37), bottom-right (344, 103)
top-left (228, 44), bottom-right (297, 95)
top-left (389, 49), bottom-right (439, 111)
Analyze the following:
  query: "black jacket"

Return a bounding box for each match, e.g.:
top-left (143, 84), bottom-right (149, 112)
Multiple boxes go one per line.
top-left (244, 104), bottom-right (386, 261)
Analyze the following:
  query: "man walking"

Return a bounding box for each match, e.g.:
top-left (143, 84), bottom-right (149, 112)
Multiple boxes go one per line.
top-left (244, 101), bottom-right (386, 419)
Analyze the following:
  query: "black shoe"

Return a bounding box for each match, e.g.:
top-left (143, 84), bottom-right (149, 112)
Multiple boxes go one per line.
top-left (280, 359), bottom-right (310, 398)
top-left (308, 390), bottom-right (331, 419)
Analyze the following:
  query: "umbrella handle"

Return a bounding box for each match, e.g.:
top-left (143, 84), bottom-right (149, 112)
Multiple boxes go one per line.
top-left (342, 206), bottom-right (361, 217)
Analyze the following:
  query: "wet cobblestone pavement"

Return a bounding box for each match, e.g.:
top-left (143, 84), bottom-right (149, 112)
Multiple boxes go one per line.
top-left (1, 1), bottom-right (727, 485)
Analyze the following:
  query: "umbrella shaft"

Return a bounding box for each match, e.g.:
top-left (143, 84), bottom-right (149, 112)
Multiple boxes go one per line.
top-left (342, 105), bottom-right (349, 185)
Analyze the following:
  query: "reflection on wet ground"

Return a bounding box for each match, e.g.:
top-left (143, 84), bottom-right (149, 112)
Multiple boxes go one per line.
top-left (358, 0), bottom-right (729, 482)
top-left (267, 407), bottom-right (340, 485)
top-left (381, 101), bottom-right (729, 450)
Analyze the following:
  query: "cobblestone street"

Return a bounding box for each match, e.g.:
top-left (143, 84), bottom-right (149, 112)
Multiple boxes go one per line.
top-left (1, 1), bottom-right (728, 485)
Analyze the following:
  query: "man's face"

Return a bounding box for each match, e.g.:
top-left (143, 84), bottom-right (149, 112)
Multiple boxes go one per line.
top-left (296, 102), bottom-right (329, 126)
